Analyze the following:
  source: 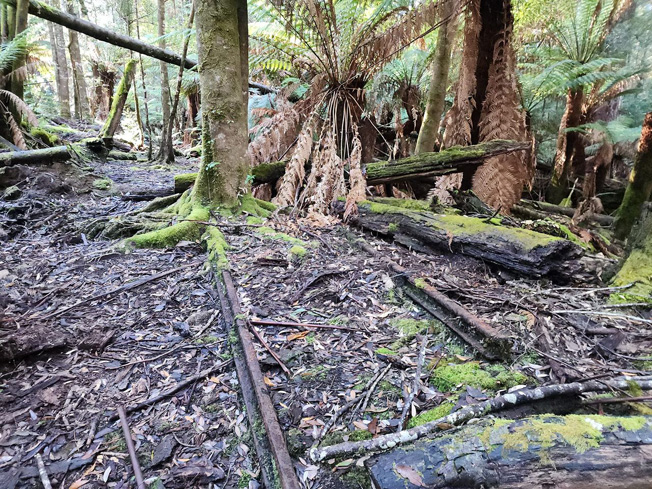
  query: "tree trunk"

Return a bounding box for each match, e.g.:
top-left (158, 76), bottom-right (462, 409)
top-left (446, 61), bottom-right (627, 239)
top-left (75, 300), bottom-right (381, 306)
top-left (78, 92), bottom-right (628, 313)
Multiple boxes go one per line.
top-left (166, 0), bottom-right (195, 162)
top-left (366, 416), bottom-right (652, 489)
top-left (134, 0), bottom-right (153, 159)
top-left (156, 0), bottom-right (174, 162)
top-left (100, 60), bottom-right (136, 140)
top-left (183, 91), bottom-right (199, 146)
top-left (1, 5), bottom-right (8, 43)
top-left (192, 0), bottom-right (249, 206)
top-left (613, 112), bottom-right (652, 240)
top-left (6, 5), bottom-right (15, 40)
top-left (415, 0), bottom-right (458, 155)
top-left (549, 87), bottom-right (584, 203)
top-left (47, 11), bottom-right (71, 118)
top-left (65, 0), bottom-right (89, 120)
top-left (10, 0), bottom-right (29, 99)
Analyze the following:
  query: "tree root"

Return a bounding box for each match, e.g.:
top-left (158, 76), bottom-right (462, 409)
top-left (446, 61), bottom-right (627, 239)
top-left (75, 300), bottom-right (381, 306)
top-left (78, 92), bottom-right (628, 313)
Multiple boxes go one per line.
top-left (309, 378), bottom-right (652, 462)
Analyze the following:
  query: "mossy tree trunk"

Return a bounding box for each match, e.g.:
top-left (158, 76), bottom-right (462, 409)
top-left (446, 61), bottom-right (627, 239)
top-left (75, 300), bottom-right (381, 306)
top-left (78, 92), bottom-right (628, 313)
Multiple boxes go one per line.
top-left (548, 87), bottom-right (584, 203)
top-left (100, 59), bottom-right (136, 140)
top-left (157, 0), bottom-right (174, 163)
top-left (134, 0), bottom-right (153, 159)
top-left (613, 112), bottom-right (652, 240)
top-left (192, 0), bottom-right (249, 207)
top-left (415, 0), bottom-right (458, 155)
top-left (10, 0), bottom-right (28, 99)
top-left (65, 0), bottom-right (89, 120)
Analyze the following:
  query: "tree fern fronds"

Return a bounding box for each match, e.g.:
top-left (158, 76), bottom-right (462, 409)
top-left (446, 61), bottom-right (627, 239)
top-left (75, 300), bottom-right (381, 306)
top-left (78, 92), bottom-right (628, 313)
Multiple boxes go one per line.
top-left (0, 90), bottom-right (38, 126)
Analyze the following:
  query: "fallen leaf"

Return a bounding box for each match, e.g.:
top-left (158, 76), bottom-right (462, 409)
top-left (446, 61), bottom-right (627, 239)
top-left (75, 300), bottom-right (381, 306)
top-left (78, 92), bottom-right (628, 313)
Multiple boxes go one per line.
top-left (69, 479), bottom-right (89, 489)
top-left (288, 331), bottom-right (310, 341)
top-left (395, 464), bottom-right (425, 487)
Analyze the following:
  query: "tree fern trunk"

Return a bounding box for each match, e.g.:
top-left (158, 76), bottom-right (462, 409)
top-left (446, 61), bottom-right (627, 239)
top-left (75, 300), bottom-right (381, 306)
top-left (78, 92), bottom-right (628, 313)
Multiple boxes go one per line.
top-left (549, 87), bottom-right (584, 203)
top-left (415, 0), bottom-right (458, 155)
top-left (192, 0), bottom-right (249, 206)
top-left (10, 0), bottom-right (28, 99)
top-left (47, 10), bottom-right (71, 119)
top-left (613, 112), bottom-right (652, 240)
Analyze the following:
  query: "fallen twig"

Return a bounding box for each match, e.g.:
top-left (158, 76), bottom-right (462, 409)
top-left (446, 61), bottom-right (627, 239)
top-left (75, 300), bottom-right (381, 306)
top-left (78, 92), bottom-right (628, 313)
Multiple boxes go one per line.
top-left (107, 359), bottom-right (232, 421)
top-left (250, 318), bottom-right (354, 331)
top-left (551, 310), bottom-right (652, 324)
top-left (35, 454), bottom-right (52, 489)
top-left (584, 395), bottom-right (652, 405)
top-left (355, 363), bottom-right (392, 417)
top-left (117, 405), bottom-right (145, 489)
top-left (397, 334), bottom-right (428, 431)
top-left (247, 321), bottom-right (293, 377)
top-left (309, 378), bottom-right (652, 462)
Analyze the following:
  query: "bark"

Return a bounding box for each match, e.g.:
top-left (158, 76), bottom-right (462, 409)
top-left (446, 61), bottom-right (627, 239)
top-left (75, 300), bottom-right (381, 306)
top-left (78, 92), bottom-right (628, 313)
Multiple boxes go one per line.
top-left (549, 87), bottom-right (584, 203)
top-left (415, 0), bottom-right (458, 154)
top-left (90, 61), bottom-right (115, 120)
top-left (134, 0), bottom-right (152, 159)
top-left (10, 0), bottom-right (29, 98)
top-left (1, 5), bottom-right (8, 44)
top-left (100, 59), bottom-right (136, 140)
top-left (0, 145), bottom-right (71, 165)
top-left (310, 379), bottom-right (652, 462)
top-left (47, 9), bottom-right (71, 118)
top-left (192, 0), bottom-right (249, 206)
top-left (366, 415), bottom-right (652, 489)
top-left (613, 112), bottom-right (652, 240)
top-left (7, 5), bottom-right (15, 40)
top-left (183, 91), bottom-right (199, 145)
top-left (156, 0), bottom-right (173, 162)
top-left (165, 0), bottom-right (195, 162)
top-left (333, 198), bottom-right (585, 280)
top-left (65, 0), bottom-right (89, 120)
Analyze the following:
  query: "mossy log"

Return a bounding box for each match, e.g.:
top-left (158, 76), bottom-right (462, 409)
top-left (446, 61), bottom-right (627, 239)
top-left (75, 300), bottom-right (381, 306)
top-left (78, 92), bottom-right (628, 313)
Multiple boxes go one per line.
top-left (366, 415), bottom-right (652, 489)
top-left (515, 199), bottom-right (614, 226)
top-left (334, 199), bottom-right (585, 280)
top-left (100, 60), bottom-right (136, 140)
top-left (0, 146), bottom-right (71, 166)
top-left (174, 160), bottom-right (287, 193)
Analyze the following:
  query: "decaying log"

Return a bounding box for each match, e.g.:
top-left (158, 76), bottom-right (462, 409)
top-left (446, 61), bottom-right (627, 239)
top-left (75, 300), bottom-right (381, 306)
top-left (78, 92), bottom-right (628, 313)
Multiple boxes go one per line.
top-left (335, 199), bottom-right (586, 281)
top-left (365, 140), bottom-right (531, 185)
top-left (309, 378), bottom-right (652, 462)
top-left (1, 0), bottom-right (274, 94)
top-left (0, 146), bottom-right (71, 166)
top-left (354, 238), bottom-right (512, 359)
top-left (366, 415), bottom-right (652, 489)
top-left (515, 199), bottom-right (614, 226)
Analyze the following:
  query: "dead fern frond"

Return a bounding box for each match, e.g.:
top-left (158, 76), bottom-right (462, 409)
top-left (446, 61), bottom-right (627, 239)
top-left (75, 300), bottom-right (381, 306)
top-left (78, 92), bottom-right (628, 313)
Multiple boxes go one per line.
top-left (0, 90), bottom-right (39, 127)
top-left (273, 116), bottom-right (316, 206)
top-left (343, 126), bottom-right (365, 220)
top-left (6, 112), bottom-right (27, 150)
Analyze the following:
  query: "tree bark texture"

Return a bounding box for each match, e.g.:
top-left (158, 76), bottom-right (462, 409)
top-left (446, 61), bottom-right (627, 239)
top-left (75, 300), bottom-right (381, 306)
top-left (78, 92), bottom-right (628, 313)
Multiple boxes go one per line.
top-left (10, 0), bottom-right (29, 98)
top-left (47, 7), bottom-right (71, 118)
top-left (549, 87), bottom-right (584, 203)
top-left (192, 0), bottom-right (249, 206)
top-left (0, 145), bottom-right (71, 165)
top-left (134, 0), bottom-right (153, 159)
top-left (65, 0), bottom-right (89, 120)
top-left (613, 112), bottom-right (652, 240)
top-left (415, 0), bottom-right (458, 155)
top-left (100, 59), bottom-right (136, 140)
top-left (334, 199), bottom-right (585, 280)
top-left (366, 416), bottom-right (652, 489)
top-left (157, 0), bottom-right (173, 162)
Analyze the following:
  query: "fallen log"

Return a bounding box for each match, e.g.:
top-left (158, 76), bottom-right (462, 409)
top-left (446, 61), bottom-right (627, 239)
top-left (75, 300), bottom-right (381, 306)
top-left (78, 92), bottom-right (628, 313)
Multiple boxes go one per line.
top-left (309, 378), bottom-right (652, 461)
top-left (0, 146), bottom-right (71, 166)
top-left (1, 0), bottom-right (274, 93)
top-left (334, 199), bottom-right (586, 281)
top-left (366, 415), bottom-right (652, 489)
top-left (516, 199), bottom-right (614, 226)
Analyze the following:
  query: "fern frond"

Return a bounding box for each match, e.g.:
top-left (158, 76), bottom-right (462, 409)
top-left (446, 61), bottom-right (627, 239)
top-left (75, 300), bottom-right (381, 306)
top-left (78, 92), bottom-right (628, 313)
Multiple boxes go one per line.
top-left (0, 90), bottom-right (38, 126)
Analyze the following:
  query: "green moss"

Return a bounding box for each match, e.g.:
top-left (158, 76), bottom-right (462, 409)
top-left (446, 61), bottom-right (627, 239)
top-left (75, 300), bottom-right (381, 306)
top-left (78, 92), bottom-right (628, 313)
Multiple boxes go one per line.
top-left (407, 401), bottom-right (456, 428)
top-left (197, 335), bottom-right (219, 344)
top-left (305, 332), bottom-right (315, 345)
top-left (289, 245), bottom-right (307, 258)
top-left (126, 205), bottom-right (210, 248)
top-left (30, 127), bottom-right (59, 146)
top-left (301, 365), bottom-right (329, 380)
top-left (204, 225), bottom-right (230, 270)
top-left (413, 278), bottom-right (427, 289)
top-left (375, 347), bottom-right (397, 356)
top-left (107, 150), bottom-right (137, 160)
top-left (610, 246), bottom-right (652, 302)
top-left (247, 216), bottom-right (264, 225)
top-left (378, 380), bottom-right (401, 394)
top-left (256, 226), bottom-right (311, 247)
top-left (348, 430), bottom-right (373, 441)
top-left (431, 362), bottom-right (527, 392)
top-left (93, 178), bottom-right (112, 190)
top-left (388, 222), bottom-right (399, 232)
top-left (41, 124), bottom-right (78, 135)
top-left (174, 172), bottom-right (198, 191)
top-left (341, 467), bottom-right (372, 489)
top-left (390, 318), bottom-right (433, 336)
top-left (236, 194), bottom-right (273, 217)
top-left (371, 197), bottom-right (431, 212)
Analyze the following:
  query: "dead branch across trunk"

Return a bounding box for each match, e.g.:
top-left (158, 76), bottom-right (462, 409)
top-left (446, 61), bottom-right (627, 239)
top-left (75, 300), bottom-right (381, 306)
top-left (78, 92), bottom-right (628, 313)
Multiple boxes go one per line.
top-left (335, 199), bottom-right (588, 281)
top-left (365, 415), bottom-right (652, 489)
top-left (514, 199), bottom-right (614, 226)
top-left (2, 0), bottom-right (274, 94)
top-left (0, 146), bottom-right (71, 166)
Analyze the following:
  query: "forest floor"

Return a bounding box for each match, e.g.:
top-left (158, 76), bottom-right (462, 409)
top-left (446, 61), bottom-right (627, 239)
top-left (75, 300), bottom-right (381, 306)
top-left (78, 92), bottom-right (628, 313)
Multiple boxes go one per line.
top-left (1, 135), bottom-right (651, 488)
